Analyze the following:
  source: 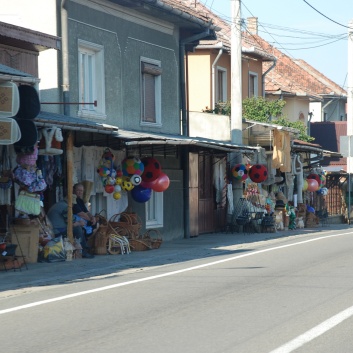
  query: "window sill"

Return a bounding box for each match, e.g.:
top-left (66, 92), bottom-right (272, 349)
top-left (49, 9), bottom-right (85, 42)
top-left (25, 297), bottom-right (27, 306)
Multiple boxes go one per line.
top-left (78, 110), bottom-right (107, 121)
top-left (140, 122), bottom-right (162, 128)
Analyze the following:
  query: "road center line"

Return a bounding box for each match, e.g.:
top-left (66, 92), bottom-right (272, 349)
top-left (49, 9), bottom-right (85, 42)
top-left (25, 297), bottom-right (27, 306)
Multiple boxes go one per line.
top-left (269, 305), bottom-right (353, 353)
top-left (1, 231), bottom-right (352, 315)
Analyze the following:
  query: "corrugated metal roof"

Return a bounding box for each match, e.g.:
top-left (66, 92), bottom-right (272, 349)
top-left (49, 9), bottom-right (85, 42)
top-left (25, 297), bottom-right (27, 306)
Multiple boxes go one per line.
top-left (0, 64), bottom-right (33, 77)
top-left (35, 112), bottom-right (258, 153)
top-left (117, 129), bottom-right (259, 154)
top-left (35, 111), bottom-right (119, 134)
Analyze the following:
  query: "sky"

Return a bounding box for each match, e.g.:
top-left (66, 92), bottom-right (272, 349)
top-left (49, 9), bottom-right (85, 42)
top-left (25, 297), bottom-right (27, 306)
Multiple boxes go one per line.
top-left (199, 0), bottom-right (353, 90)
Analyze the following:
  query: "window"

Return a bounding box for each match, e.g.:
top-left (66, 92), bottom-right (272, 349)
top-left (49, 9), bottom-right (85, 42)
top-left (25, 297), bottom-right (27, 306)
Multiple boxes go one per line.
top-left (249, 72), bottom-right (258, 98)
top-left (141, 57), bottom-right (162, 125)
top-left (146, 190), bottom-right (163, 228)
top-left (78, 40), bottom-right (106, 119)
top-left (216, 67), bottom-right (227, 102)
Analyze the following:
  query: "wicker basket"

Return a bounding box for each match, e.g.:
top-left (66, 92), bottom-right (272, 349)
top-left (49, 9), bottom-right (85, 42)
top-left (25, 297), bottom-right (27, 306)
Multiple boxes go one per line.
top-left (129, 239), bottom-right (152, 251)
top-left (93, 225), bottom-right (110, 255)
top-left (109, 213), bottom-right (142, 239)
top-left (150, 239), bottom-right (163, 249)
top-left (143, 229), bottom-right (163, 249)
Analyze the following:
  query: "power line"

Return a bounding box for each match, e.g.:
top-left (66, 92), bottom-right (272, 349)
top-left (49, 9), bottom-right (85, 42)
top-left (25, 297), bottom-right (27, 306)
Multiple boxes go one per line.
top-left (302, 0), bottom-right (353, 29)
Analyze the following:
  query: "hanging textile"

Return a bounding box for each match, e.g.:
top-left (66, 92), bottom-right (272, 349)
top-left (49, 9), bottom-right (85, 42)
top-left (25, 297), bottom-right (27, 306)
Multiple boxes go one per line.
top-left (272, 130), bottom-right (291, 172)
top-left (227, 183), bottom-right (234, 215)
top-left (82, 146), bottom-right (96, 182)
top-left (73, 147), bottom-right (82, 184)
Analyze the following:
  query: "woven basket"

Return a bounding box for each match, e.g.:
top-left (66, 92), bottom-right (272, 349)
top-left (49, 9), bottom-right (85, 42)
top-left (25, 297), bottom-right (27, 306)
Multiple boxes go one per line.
top-left (142, 229), bottom-right (163, 249)
top-left (109, 213), bottom-right (142, 239)
top-left (129, 239), bottom-right (152, 251)
top-left (151, 239), bottom-right (163, 249)
top-left (94, 225), bottom-right (110, 255)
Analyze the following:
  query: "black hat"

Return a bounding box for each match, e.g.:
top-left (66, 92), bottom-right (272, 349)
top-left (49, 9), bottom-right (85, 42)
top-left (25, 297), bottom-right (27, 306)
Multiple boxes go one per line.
top-left (275, 199), bottom-right (286, 210)
top-left (14, 119), bottom-right (38, 154)
top-left (16, 85), bottom-right (40, 120)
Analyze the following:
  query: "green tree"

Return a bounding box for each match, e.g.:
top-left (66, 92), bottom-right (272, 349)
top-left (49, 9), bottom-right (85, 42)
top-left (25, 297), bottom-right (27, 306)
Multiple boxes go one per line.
top-left (243, 97), bottom-right (313, 142)
top-left (206, 97), bottom-right (313, 142)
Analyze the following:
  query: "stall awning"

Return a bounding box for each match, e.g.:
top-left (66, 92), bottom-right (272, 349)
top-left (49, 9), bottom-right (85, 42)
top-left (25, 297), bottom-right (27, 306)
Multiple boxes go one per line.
top-left (291, 139), bottom-right (342, 158)
top-left (35, 112), bottom-right (259, 154)
top-left (116, 129), bottom-right (259, 154)
top-left (35, 111), bottom-right (119, 134)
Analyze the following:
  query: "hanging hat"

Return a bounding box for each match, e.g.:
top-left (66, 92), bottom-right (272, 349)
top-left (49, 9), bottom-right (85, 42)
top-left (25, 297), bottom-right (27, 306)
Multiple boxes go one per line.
top-left (14, 119), bottom-right (38, 154)
top-left (38, 127), bottom-right (63, 155)
top-left (0, 117), bottom-right (21, 144)
top-left (16, 85), bottom-right (40, 120)
top-left (275, 199), bottom-right (286, 210)
top-left (0, 82), bottom-right (20, 118)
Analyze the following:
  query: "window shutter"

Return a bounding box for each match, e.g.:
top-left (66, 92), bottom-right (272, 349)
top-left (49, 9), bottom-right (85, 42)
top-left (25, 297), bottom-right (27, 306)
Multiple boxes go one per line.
top-left (143, 73), bottom-right (156, 122)
top-left (141, 63), bottom-right (162, 76)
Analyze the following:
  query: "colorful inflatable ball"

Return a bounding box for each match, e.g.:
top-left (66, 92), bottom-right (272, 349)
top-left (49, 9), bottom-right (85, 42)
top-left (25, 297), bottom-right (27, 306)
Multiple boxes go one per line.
top-left (122, 157), bottom-right (144, 176)
top-left (231, 164), bottom-right (248, 181)
top-left (249, 164), bottom-right (268, 183)
top-left (141, 157), bottom-right (162, 182)
top-left (306, 178), bottom-right (319, 192)
top-left (131, 185), bottom-right (152, 203)
top-left (152, 172), bottom-right (170, 192)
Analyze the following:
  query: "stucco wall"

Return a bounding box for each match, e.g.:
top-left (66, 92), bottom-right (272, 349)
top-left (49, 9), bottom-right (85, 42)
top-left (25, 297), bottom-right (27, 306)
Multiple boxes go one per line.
top-left (189, 111), bottom-right (230, 141)
top-left (68, 1), bottom-right (180, 133)
top-left (187, 51), bottom-right (212, 112)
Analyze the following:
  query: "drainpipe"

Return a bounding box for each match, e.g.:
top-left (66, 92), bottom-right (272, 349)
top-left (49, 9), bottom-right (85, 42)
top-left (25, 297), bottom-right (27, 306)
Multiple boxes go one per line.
top-left (321, 99), bottom-right (334, 122)
top-left (212, 48), bottom-right (223, 110)
top-left (262, 59), bottom-right (276, 97)
top-left (61, 0), bottom-right (70, 116)
top-left (180, 29), bottom-right (213, 239)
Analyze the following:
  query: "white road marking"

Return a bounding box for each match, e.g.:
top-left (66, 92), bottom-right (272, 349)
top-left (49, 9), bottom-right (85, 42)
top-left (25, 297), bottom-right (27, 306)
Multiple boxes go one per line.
top-left (269, 306), bottom-right (353, 353)
top-left (0, 231), bottom-right (352, 316)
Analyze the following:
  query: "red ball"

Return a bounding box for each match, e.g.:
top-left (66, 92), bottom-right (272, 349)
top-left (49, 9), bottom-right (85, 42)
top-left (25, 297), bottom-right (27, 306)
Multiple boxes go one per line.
top-left (152, 172), bottom-right (170, 192)
top-left (249, 164), bottom-right (268, 183)
top-left (141, 157), bottom-right (162, 182)
top-left (307, 173), bottom-right (321, 188)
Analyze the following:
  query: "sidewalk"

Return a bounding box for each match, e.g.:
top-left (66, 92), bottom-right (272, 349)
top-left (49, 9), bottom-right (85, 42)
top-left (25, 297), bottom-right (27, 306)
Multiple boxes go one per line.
top-left (0, 223), bottom-right (351, 293)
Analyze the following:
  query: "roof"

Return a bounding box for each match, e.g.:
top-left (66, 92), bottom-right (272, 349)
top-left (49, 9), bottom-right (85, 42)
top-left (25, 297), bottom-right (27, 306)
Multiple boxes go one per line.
top-left (310, 121), bottom-right (346, 167)
top-left (184, 1), bottom-right (275, 61)
top-left (291, 139), bottom-right (342, 159)
top-left (0, 64), bottom-right (33, 77)
top-left (36, 111), bottom-right (259, 154)
top-left (110, 0), bottom-right (217, 32)
top-left (116, 129), bottom-right (259, 154)
top-left (35, 111), bottom-right (119, 134)
top-left (241, 31), bottom-right (347, 100)
top-left (0, 21), bottom-right (61, 52)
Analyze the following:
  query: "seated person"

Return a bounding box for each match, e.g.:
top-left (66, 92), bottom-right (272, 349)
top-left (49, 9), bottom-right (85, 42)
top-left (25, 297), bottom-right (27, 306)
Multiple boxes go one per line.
top-left (72, 183), bottom-right (98, 235)
top-left (46, 197), bottom-right (94, 259)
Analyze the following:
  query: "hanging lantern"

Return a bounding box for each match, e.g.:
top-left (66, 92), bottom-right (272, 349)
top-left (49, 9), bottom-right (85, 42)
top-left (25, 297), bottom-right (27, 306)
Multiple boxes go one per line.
top-left (249, 164), bottom-right (268, 183)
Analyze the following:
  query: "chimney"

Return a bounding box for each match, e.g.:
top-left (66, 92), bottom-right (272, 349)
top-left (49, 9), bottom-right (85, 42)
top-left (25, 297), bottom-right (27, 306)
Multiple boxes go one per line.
top-left (247, 17), bottom-right (258, 35)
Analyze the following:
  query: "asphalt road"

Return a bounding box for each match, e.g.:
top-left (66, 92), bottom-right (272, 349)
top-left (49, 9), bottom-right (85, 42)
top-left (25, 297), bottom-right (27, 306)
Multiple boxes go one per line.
top-left (1, 228), bottom-right (353, 353)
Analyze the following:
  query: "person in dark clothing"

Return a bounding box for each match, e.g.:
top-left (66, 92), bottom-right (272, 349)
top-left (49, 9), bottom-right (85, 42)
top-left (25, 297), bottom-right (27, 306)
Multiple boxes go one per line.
top-left (72, 183), bottom-right (97, 228)
top-left (46, 198), bottom-right (94, 258)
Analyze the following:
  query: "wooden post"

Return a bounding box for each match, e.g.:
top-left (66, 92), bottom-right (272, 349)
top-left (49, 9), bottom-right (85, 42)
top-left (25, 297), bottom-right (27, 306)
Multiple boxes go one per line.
top-left (66, 131), bottom-right (74, 243)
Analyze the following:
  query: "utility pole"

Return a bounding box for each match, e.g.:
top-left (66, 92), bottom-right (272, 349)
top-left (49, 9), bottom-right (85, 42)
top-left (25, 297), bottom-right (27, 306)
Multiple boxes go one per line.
top-left (347, 20), bottom-right (353, 222)
top-left (231, 0), bottom-right (243, 209)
